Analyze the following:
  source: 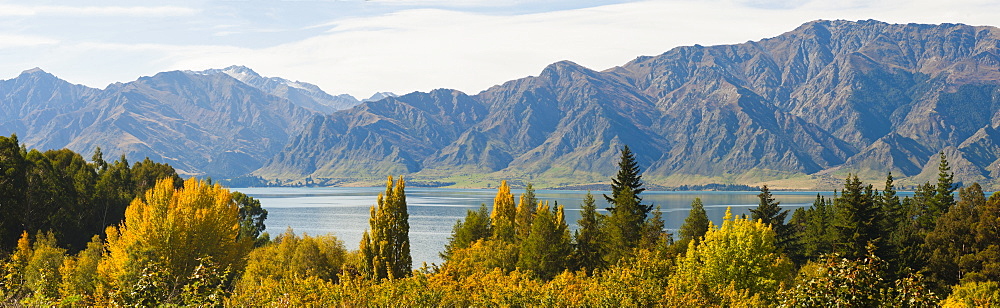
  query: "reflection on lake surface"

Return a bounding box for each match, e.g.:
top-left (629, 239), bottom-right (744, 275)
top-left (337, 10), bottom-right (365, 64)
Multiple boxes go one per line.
top-left (238, 187), bottom-right (914, 266)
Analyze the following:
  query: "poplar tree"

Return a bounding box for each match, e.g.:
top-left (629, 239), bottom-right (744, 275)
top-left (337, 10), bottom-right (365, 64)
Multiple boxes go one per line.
top-left (98, 178), bottom-right (251, 305)
top-left (490, 180), bottom-right (516, 241)
top-left (359, 176), bottom-right (411, 280)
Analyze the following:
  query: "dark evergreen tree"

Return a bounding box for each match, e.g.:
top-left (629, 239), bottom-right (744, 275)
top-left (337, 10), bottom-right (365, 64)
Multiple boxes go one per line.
top-left (888, 186), bottom-right (933, 278)
top-left (233, 192), bottom-right (269, 247)
top-left (932, 152), bottom-right (956, 217)
top-left (603, 145), bottom-right (646, 213)
top-left (600, 145), bottom-right (650, 264)
top-left (131, 157), bottom-right (182, 194)
top-left (0, 134), bottom-right (28, 250)
top-left (571, 191), bottom-right (603, 274)
top-left (517, 201), bottom-right (571, 280)
top-left (968, 191), bottom-right (1000, 282)
top-left (797, 194), bottom-right (837, 260)
top-left (925, 183), bottom-right (983, 291)
top-left (750, 185), bottom-right (791, 250)
top-left (639, 205), bottom-right (670, 255)
top-left (674, 197), bottom-right (709, 257)
top-left (441, 204), bottom-right (492, 261)
top-left (94, 155), bottom-right (133, 234)
top-left (833, 174), bottom-right (882, 260)
top-left (515, 184), bottom-right (538, 241)
top-left (601, 186), bottom-right (643, 264)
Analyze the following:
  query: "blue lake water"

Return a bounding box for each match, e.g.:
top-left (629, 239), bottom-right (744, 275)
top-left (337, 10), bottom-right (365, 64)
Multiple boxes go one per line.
top-left (238, 187), bottom-right (912, 266)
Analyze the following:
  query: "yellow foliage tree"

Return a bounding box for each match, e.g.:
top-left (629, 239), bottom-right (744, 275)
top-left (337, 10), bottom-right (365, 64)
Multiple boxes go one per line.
top-left (97, 177), bottom-right (251, 306)
top-left (670, 208), bottom-right (794, 306)
top-left (359, 176), bottom-right (411, 280)
top-left (490, 180), bottom-right (516, 241)
top-left (228, 229), bottom-right (347, 306)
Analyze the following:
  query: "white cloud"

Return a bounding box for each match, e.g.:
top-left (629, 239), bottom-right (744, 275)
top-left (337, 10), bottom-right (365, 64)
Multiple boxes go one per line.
top-left (0, 34), bottom-right (58, 48)
top-left (0, 5), bottom-right (198, 17)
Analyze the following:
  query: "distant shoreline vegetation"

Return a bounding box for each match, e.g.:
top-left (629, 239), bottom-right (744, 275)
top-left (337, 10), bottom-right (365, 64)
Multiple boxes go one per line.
top-left (220, 175), bottom-right (759, 192)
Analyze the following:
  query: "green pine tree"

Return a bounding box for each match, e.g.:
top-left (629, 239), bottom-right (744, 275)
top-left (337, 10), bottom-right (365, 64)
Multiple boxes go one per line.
top-left (515, 183), bottom-right (538, 241)
top-left (675, 197), bottom-right (709, 256)
top-left (750, 185), bottom-right (791, 250)
top-left (517, 201), bottom-right (571, 280)
top-left (931, 152), bottom-right (956, 219)
top-left (571, 191), bottom-right (603, 274)
top-left (602, 181), bottom-right (644, 264)
top-left (833, 174), bottom-right (882, 260)
top-left (603, 145), bottom-right (646, 213)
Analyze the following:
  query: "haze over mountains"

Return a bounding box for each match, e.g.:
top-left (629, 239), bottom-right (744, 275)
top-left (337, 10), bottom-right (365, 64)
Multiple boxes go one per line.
top-left (5, 19), bottom-right (1000, 188)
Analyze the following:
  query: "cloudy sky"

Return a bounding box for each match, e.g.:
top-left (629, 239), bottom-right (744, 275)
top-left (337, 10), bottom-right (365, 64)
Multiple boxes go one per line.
top-left (2, 0), bottom-right (999, 98)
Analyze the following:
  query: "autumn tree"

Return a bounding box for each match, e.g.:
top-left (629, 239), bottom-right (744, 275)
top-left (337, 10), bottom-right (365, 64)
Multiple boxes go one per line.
top-left (669, 208), bottom-right (794, 305)
top-left (229, 229), bottom-right (347, 304)
top-left (490, 180), bottom-right (517, 242)
top-left (359, 176), bottom-right (411, 280)
top-left (97, 177), bottom-right (251, 306)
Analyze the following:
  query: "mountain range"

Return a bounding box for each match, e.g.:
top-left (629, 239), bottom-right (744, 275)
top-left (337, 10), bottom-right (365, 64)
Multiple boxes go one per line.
top-left (0, 66), bottom-right (383, 178)
top-left (5, 20), bottom-right (1000, 189)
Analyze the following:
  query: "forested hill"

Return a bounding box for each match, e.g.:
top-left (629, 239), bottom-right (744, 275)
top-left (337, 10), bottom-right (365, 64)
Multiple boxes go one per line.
top-left (257, 20), bottom-right (1000, 189)
top-left (0, 66), bottom-right (356, 178)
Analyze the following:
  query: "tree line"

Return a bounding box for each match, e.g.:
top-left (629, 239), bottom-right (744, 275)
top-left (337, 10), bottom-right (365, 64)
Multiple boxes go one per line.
top-left (3, 139), bottom-right (999, 306)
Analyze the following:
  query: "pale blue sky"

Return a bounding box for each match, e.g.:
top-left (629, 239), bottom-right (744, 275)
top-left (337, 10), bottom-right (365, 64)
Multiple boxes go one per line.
top-left (2, 0), bottom-right (998, 98)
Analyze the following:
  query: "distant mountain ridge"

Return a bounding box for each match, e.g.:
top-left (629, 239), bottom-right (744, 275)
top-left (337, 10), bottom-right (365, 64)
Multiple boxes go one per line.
top-left (192, 66), bottom-right (362, 113)
top-left (0, 66), bottom-right (364, 177)
top-left (256, 20), bottom-right (1000, 189)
